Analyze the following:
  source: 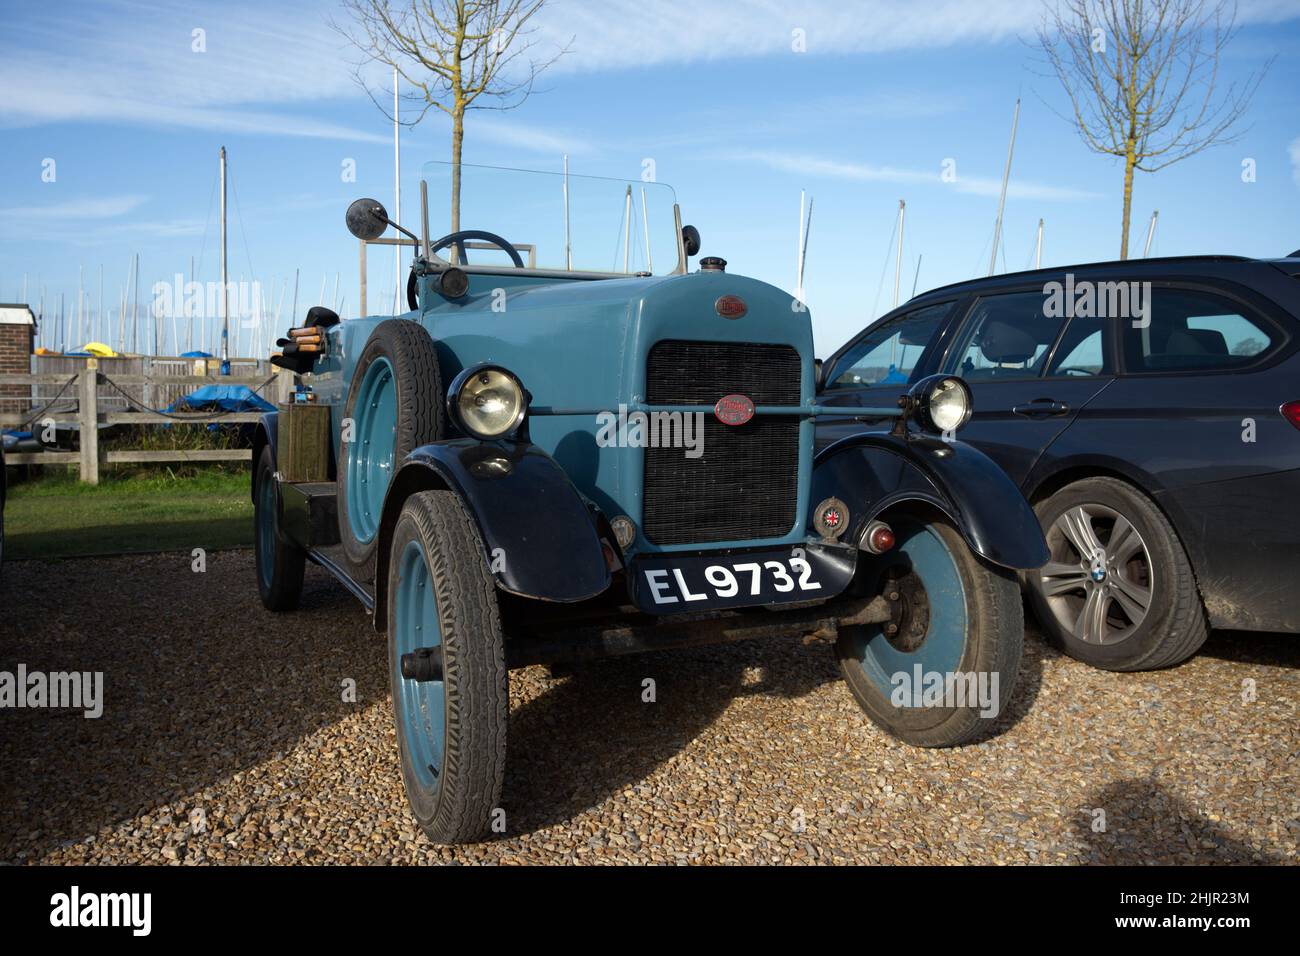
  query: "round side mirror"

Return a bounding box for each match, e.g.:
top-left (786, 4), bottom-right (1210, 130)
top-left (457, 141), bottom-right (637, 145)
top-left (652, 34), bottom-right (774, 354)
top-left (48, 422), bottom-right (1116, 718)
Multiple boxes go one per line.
top-left (681, 224), bottom-right (701, 258)
top-left (345, 198), bottom-right (390, 241)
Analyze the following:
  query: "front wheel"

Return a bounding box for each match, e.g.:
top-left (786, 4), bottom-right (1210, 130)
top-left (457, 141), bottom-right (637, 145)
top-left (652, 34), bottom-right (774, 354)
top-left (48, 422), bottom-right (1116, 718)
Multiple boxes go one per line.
top-left (387, 490), bottom-right (507, 845)
top-left (836, 515), bottom-right (1022, 747)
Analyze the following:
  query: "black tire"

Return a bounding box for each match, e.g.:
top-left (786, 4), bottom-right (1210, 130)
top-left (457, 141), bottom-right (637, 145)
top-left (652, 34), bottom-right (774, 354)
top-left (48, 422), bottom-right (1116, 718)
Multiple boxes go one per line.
top-left (337, 320), bottom-right (444, 567)
top-left (387, 490), bottom-right (507, 845)
top-left (253, 444), bottom-right (306, 611)
top-left (1028, 477), bottom-right (1208, 671)
top-left (836, 516), bottom-right (1023, 747)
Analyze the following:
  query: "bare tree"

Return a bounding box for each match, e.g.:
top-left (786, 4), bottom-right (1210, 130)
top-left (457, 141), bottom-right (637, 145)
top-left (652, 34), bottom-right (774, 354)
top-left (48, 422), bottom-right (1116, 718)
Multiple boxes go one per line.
top-left (336, 0), bottom-right (568, 235)
top-left (1037, 0), bottom-right (1267, 258)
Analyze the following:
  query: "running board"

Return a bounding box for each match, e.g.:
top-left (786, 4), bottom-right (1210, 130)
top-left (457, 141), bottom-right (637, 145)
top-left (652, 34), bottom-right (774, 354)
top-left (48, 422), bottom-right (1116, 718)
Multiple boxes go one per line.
top-left (307, 546), bottom-right (376, 612)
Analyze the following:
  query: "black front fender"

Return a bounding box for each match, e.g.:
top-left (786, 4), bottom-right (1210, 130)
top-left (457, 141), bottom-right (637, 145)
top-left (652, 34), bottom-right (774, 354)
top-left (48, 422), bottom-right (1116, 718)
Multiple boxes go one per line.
top-left (811, 432), bottom-right (1048, 570)
top-left (250, 411), bottom-right (279, 502)
top-left (377, 439), bottom-right (611, 615)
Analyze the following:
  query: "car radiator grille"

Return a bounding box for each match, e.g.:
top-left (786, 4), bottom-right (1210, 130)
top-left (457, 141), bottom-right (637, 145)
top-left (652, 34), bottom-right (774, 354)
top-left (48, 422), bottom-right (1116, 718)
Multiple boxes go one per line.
top-left (642, 340), bottom-right (802, 545)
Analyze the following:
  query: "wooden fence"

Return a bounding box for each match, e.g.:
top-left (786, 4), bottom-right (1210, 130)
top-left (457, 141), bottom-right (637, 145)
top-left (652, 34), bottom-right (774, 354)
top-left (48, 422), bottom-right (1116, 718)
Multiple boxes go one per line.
top-left (0, 360), bottom-right (294, 485)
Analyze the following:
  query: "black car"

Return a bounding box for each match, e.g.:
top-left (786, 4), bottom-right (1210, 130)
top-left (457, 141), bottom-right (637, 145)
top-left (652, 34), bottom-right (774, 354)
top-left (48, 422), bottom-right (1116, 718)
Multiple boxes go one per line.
top-left (818, 253), bottom-right (1300, 671)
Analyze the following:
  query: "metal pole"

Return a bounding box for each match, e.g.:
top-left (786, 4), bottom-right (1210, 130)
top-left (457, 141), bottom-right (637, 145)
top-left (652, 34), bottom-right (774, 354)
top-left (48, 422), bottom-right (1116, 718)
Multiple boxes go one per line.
top-left (131, 253), bottom-right (139, 354)
top-left (1143, 210), bottom-right (1159, 257)
top-left (419, 179), bottom-right (431, 259)
top-left (563, 154), bottom-right (572, 271)
top-left (893, 200), bottom-right (905, 309)
top-left (640, 187), bottom-right (652, 274)
top-left (187, 255), bottom-right (195, 352)
top-left (798, 196), bottom-right (813, 298)
top-left (393, 65), bottom-right (401, 313)
top-left (989, 98), bottom-right (1020, 276)
top-left (117, 270), bottom-right (127, 353)
top-left (220, 145), bottom-right (229, 373)
top-left (1035, 218), bottom-right (1044, 269)
top-left (622, 186), bottom-right (632, 273)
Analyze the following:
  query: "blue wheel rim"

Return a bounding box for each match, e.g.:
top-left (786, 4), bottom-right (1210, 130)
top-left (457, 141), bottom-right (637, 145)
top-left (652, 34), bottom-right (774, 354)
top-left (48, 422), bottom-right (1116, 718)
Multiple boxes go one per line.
top-left (256, 471), bottom-right (276, 590)
top-left (394, 537), bottom-right (445, 788)
top-left (850, 519), bottom-right (968, 697)
top-left (346, 356), bottom-right (397, 544)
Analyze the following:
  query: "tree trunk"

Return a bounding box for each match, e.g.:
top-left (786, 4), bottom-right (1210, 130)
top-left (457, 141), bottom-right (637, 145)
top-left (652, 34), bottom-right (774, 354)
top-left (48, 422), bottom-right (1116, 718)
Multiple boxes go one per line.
top-left (450, 108), bottom-right (463, 263)
top-left (1119, 146), bottom-right (1136, 260)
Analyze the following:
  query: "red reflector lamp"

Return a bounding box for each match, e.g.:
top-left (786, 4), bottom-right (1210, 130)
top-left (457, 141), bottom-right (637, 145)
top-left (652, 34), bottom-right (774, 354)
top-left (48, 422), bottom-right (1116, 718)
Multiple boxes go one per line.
top-left (1283, 401), bottom-right (1300, 431)
top-left (863, 521), bottom-right (895, 555)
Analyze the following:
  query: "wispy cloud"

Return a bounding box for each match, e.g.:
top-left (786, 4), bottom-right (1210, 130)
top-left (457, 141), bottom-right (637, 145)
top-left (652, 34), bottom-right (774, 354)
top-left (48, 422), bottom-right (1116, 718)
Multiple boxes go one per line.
top-left (536, 0), bottom-right (1300, 73)
top-left (1290, 137), bottom-right (1300, 187)
top-left (5, 0), bottom-right (1293, 149)
top-left (737, 150), bottom-right (1101, 201)
top-left (0, 195), bottom-right (148, 219)
top-left (0, 1), bottom-right (379, 141)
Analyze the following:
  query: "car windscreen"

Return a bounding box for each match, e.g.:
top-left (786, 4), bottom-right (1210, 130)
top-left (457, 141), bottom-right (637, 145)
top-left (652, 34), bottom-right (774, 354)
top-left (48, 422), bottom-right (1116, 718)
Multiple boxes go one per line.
top-left (420, 161), bottom-right (681, 275)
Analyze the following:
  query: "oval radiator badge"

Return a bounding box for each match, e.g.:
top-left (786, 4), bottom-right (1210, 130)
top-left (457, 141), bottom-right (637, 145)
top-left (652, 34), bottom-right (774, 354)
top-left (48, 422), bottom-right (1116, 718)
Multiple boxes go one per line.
top-left (714, 393), bottom-right (755, 426)
top-left (715, 295), bottom-right (747, 319)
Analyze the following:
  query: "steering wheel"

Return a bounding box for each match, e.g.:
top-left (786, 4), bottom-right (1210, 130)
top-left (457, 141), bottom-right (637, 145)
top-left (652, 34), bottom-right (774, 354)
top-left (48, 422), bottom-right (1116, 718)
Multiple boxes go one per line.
top-left (1055, 366), bottom-right (1096, 377)
top-left (430, 230), bottom-right (525, 268)
top-left (407, 230), bottom-right (526, 310)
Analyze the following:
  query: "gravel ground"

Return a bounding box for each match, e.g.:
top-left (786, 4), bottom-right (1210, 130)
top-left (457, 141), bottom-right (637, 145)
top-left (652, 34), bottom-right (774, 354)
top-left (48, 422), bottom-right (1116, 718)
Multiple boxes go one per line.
top-left (1, 550), bottom-right (1295, 865)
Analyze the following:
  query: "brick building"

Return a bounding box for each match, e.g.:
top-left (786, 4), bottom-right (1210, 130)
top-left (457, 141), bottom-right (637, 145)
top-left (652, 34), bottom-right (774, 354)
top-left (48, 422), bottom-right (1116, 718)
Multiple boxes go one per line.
top-left (0, 304), bottom-right (36, 415)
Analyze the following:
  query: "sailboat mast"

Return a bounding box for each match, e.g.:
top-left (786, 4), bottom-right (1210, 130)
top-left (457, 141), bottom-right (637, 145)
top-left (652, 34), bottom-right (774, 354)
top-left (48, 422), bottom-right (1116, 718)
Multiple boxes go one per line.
top-left (1143, 210), bottom-right (1159, 257)
top-left (220, 145), bottom-right (229, 373)
top-left (989, 98), bottom-right (1020, 276)
top-left (798, 196), bottom-right (813, 300)
top-left (622, 186), bottom-right (632, 273)
top-left (563, 155), bottom-right (572, 271)
top-left (893, 200), bottom-right (906, 309)
top-left (393, 65), bottom-right (401, 313)
top-left (1035, 218), bottom-right (1044, 269)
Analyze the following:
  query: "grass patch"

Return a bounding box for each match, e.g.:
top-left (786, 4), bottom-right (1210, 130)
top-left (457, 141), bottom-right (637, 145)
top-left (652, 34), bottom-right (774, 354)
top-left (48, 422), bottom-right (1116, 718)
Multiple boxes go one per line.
top-left (5, 468), bottom-right (253, 559)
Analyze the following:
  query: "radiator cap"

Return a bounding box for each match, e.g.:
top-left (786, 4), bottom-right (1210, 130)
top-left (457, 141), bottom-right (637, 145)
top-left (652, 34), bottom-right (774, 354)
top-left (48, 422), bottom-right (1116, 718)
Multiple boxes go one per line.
top-left (699, 256), bottom-right (727, 272)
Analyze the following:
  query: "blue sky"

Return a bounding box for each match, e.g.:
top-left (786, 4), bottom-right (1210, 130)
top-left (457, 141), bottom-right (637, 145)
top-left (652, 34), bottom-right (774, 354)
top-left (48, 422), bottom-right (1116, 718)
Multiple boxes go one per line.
top-left (2, 0), bottom-right (1298, 358)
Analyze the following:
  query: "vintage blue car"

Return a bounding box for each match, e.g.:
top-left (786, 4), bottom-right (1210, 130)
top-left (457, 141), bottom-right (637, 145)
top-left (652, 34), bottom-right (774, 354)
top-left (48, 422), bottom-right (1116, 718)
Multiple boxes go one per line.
top-left (252, 163), bottom-right (1048, 844)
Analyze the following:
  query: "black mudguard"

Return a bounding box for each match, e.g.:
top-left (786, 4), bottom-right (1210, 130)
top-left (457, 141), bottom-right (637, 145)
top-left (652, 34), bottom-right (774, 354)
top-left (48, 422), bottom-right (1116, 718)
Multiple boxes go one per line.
top-left (251, 411), bottom-right (279, 500)
top-left (377, 439), bottom-right (612, 613)
top-left (811, 432), bottom-right (1048, 571)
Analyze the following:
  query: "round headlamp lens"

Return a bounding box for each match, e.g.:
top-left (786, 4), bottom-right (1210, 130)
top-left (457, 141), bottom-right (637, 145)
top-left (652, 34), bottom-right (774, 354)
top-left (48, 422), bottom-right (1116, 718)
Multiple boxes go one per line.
top-left (927, 378), bottom-right (970, 433)
top-left (457, 368), bottom-right (524, 438)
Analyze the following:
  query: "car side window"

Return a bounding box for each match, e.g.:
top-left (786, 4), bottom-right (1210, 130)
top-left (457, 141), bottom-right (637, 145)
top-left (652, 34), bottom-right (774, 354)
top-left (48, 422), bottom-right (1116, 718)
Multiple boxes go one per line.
top-left (1122, 288), bottom-right (1280, 373)
top-left (942, 291), bottom-right (1067, 381)
top-left (825, 303), bottom-right (952, 388)
top-left (1046, 314), bottom-right (1111, 377)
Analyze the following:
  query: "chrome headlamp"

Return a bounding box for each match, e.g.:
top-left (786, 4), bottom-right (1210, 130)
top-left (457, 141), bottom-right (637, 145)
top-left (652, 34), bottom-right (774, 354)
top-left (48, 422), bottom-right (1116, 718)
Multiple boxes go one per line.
top-left (448, 364), bottom-right (528, 440)
top-left (906, 374), bottom-right (973, 435)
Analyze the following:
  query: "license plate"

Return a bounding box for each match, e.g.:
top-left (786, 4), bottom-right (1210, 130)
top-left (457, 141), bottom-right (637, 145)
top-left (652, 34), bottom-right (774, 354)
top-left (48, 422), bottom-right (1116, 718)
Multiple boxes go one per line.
top-left (628, 543), bottom-right (856, 614)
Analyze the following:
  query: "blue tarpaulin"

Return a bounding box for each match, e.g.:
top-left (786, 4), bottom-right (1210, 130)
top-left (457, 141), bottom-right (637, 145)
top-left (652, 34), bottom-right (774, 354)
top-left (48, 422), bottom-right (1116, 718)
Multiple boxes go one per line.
top-left (164, 385), bottom-right (274, 414)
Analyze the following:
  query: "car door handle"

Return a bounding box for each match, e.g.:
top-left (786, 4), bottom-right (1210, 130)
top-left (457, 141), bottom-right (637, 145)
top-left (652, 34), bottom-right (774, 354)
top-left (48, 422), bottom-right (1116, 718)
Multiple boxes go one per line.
top-left (1012, 399), bottom-right (1071, 417)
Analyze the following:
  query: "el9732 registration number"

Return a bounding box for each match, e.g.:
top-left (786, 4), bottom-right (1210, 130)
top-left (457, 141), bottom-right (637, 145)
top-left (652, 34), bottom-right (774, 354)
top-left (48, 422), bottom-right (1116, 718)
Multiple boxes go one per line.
top-left (630, 545), bottom-right (855, 614)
